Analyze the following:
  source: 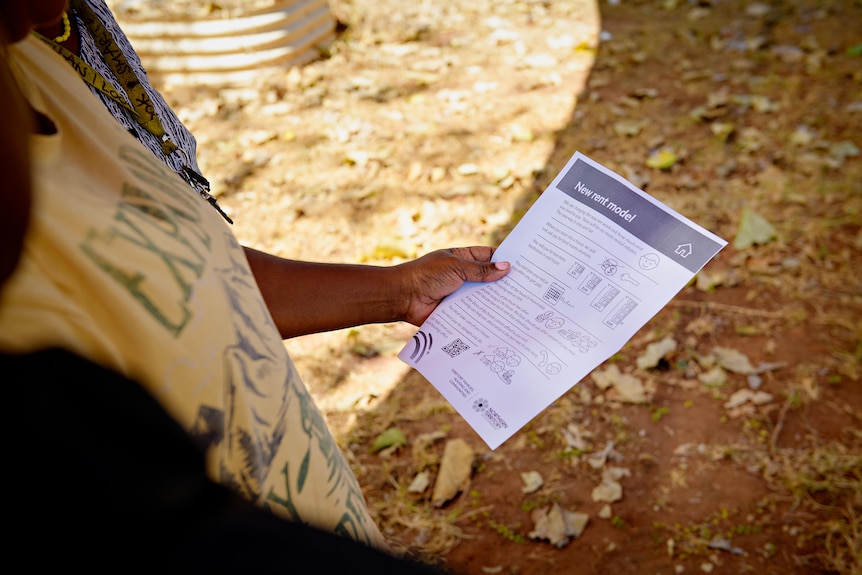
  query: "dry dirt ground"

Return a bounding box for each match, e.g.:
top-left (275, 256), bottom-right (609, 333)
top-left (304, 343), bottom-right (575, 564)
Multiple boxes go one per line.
top-left (116, 0), bottom-right (861, 573)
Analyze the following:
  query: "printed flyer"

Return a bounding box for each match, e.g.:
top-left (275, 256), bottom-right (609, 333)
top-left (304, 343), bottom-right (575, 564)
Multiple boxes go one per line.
top-left (399, 152), bottom-right (727, 449)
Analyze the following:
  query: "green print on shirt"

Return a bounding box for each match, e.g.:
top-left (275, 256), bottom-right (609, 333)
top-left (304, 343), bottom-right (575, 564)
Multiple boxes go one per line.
top-left (80, 145), bottom-right (212, 336)
top-left (265, 384), bottom-right (374, 545)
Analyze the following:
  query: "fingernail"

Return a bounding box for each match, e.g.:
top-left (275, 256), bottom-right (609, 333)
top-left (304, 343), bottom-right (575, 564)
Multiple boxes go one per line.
top-left (495, 261), bottom-right (510, 271)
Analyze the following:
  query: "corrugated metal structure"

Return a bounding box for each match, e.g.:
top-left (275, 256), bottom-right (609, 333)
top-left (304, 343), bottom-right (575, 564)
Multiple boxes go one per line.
top-left (117, 0), bottom-right (337, 86)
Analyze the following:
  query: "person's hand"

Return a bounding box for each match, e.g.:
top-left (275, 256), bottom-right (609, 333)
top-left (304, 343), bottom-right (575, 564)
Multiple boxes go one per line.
top-left (396, 246), bottom-right (509, 326)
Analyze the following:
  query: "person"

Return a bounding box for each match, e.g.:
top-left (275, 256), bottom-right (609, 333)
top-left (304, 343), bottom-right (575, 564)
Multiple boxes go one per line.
top-left (1, 0), bottom-right (510, 552)
top-left (2, 25), bottom-right (452, 570)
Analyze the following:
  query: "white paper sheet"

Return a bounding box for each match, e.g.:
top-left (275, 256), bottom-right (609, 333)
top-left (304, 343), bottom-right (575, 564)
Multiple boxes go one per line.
top-left (399, 152), bottom-right (727, 449)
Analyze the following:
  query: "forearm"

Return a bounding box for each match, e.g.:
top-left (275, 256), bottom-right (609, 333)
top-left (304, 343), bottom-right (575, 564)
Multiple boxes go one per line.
top-left (244, 246), bottom-right (405, 339)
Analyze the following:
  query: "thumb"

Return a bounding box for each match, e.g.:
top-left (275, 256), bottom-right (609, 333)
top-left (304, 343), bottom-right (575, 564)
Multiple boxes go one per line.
top-left (462, 260), bottom-right (510, 283)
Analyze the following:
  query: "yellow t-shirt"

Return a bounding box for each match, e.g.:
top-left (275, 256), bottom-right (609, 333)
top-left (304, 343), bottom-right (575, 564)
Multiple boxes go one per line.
top-left (1, 36), bottom-right (385, 550)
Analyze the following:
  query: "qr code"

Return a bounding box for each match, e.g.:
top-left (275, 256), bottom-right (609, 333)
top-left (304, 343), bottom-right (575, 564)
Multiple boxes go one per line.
top-left (442, 338), bottom-right (470, 358)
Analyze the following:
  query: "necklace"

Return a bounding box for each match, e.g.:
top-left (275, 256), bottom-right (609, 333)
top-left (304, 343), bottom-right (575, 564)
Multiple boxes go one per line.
top-left (36, 1), bottom-right (233, 224)
top-left (54, 12), bottom-right (71, 43)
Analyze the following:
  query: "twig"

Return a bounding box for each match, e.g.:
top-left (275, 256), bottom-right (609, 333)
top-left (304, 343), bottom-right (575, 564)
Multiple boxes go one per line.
top-left (770, 394), bottom-right (795, 455)
top-left (452, 504), bottom-right (496, 523)
top-left (670, 299), bottom-right (845, 326)
top-left (670, 299), bottom-right (787, 318)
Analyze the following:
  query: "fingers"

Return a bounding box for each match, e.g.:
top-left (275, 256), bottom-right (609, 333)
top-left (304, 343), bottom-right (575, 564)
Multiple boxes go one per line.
top-left (448, 245), bottom-right (495, 263)
top-left (401, 247), bottom-right (510, 325)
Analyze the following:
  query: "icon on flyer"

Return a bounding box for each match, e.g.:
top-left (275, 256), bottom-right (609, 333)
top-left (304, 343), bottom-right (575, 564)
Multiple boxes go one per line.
top-left (639, 253), bottom-right (660, 270)
top-left (675, 243), bottom-right (693, 258)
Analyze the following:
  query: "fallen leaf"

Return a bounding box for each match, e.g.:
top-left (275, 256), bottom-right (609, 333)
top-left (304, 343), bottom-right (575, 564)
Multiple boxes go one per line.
top-left (587, 441), bottom-right (616, 469)
top-left (593, 364), bottom-right (649, 403)
top-left (646, 148), bottom-right (677, 170)
top-left (609, 377), bottom-right (650, 403)
top-left (733, 207), bottom-right (777, 250)
top-left (737, 127), bottom-right (765, 153)
top-left (710, 122), bottom-right (734, 141)
top-left (709, 536), bottom-right (744, 555)
top-left (529, 503), bottom-right (589, 548)
top-left (829, 140), bottom-right (860, 159)
top-left (747, 374), bottom-right (763, 389)
top-left (746, 3), bottom-right (771, 17)
top-left (713, 346), bottom-right (756, 374)
top-left (751, 95), bottom-right (778, 113)
top-left (590, 481), bottom-right (620, 504)
top-left (695, 269), bottom-right (726, 291)
top-left (613, 120), bottom-right (645, 137)
top-left (408, 471), bottom-right (431, 493)
top-left (789, 125), bottom-right (815, 146)
top-left (724, 389), bottom-right (774, 409)
top-left (521, 471), bottom-right (544, 493)
top-left (562, 424), bottom-right (589, 451)
top-left (591, 467), bottom-right (629, 503)
top-left (371, 427), bottom-right (407, 453)
top-left (754, 361), bottom-right (786, 374)
top-left (432, 439), bottom-right (474, 507)
top-left (636, 337), bottom-right (677, 370)
top-left (698, 366), bottom-right (727, 387)
top-left (686, 316), bottom-right (718, 336)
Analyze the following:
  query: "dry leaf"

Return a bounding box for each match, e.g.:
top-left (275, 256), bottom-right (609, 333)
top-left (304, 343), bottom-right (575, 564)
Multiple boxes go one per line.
top-left (636, 337), bottom-right (677, 370)
top-left (432, 439), bottom-right (474, 507)
top-left (520, 471), bottom-right (544, 494)
top-left (646, 148), bottom-right (677, 170)
top-left (733, 207), bottom-right (777, 250)
top-left (529, 503), bottom-right (589, 548)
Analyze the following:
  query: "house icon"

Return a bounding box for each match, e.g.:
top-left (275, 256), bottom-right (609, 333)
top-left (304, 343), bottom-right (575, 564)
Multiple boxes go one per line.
top-left (675, 243), bottom-right (693, 258)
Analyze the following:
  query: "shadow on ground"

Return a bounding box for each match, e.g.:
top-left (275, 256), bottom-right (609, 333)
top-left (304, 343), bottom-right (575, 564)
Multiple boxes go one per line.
top-left (341, 2), bottom-right (862, 574)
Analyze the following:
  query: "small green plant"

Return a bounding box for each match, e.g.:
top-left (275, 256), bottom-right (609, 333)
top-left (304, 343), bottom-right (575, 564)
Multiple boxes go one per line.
top-left (744, 418), bottom-right (763, 431)
top-left (527, 430), bottom-right (546, 449)
top-left (487, 520), bottom-right (525, 543)
top-left (734, 523), bottom-right (762, 535)
top-left (446, 507), bottom-right (462, 523)
top-left (651, 406), bottom-right (670, 423)
top-left (559, 447), bottom-right (585, 460)
top-left (787, 389), bottom-right (803, 408)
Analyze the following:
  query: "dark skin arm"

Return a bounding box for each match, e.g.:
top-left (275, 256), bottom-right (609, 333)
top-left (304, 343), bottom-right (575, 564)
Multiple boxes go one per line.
top-left (245, 246), bottom-right (510, 339)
